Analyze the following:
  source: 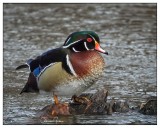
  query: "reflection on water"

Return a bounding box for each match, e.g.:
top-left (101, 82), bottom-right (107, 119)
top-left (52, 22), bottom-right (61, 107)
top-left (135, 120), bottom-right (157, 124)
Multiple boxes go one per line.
top-left (3, 4), bottom-right (157, 124)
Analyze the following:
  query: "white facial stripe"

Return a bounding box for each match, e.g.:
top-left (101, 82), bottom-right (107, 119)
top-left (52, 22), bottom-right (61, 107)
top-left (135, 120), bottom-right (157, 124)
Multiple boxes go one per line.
top-left (66, 55), bottom-right (77, 77)
top-left (72, 47), bottom-right (80, 52)
top-left (64, 37), bottom-right (71, 45)
top-left (84, 42), bottom-right (89, 50)
top-left (88, 34), bottom-right (96, 42)
top-left (63, 39), bottom-right (82, 48)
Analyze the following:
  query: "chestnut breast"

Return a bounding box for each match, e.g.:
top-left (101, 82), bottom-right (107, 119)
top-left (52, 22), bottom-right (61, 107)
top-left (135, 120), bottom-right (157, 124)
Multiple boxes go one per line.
top-left (70, 51), bottom-right (105, 78)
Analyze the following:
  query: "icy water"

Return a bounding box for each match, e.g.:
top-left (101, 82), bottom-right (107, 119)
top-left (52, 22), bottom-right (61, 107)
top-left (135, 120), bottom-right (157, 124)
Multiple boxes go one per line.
top-left (3, 4), bottom-right (157, 124)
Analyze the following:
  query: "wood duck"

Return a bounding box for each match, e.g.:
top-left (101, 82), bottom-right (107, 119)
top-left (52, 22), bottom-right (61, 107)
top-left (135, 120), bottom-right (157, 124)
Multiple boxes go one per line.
top-left (16, 31), bottom-right (108, 96)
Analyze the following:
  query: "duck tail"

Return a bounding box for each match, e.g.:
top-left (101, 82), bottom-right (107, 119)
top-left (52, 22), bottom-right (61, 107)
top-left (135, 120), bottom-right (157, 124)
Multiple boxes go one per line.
top-left (16, 59), bottom-right (33, 70)
top-left (16, 64), bottom-right (28, 70)
top-left (20, 72), bottom-right (39, 94)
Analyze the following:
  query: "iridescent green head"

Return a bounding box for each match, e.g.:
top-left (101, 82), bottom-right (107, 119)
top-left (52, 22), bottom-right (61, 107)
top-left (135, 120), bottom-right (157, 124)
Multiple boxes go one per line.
top-left (63, 31), bottom-right (108, 55)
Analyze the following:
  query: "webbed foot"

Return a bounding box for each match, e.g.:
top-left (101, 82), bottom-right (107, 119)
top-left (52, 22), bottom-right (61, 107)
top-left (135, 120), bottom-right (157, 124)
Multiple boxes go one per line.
top-left (72, 95), bottom-right (92, 113)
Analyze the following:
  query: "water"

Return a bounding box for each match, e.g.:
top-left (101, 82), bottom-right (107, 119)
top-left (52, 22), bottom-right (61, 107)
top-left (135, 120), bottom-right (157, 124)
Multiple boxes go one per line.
top-left (3, 3), bottom-right (157, 124)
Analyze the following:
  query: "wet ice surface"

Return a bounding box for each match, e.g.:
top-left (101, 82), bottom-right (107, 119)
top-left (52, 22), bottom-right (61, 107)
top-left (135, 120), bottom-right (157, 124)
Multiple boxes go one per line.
top-left (3, 4), bottom-right (157, 124)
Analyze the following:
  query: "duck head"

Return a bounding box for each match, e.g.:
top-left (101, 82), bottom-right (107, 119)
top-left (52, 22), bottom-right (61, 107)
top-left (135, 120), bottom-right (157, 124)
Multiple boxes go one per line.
top-left (62, 31), bottom-right (108, 55)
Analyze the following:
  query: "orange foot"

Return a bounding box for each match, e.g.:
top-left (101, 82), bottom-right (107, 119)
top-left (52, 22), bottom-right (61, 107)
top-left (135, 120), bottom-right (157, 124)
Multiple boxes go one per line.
top-left (72, 95), bottom-right (92, 113)
top-left (51, 95), bottom-right (70, 116)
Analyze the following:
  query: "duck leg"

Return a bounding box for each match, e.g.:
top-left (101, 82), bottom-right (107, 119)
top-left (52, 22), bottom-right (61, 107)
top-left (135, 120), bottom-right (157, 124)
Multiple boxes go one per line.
top-left (51, 94), bottom-right (70, 116)
top-left (53, 94), bottom-right (59, 105)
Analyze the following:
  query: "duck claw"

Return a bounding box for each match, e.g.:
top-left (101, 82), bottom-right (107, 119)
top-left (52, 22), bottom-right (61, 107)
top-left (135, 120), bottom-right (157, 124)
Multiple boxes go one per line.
top-left (71, 95), bottom-right (92, 113)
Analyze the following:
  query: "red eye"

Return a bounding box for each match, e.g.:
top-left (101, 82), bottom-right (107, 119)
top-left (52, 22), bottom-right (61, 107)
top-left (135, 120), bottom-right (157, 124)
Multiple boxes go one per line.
top-left (87, 38), bottom-right (92, 42)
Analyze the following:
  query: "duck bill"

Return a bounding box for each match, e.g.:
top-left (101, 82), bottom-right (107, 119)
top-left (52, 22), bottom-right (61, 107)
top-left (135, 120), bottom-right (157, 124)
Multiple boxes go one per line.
top-left (95, 41), bottom-right (108, 55)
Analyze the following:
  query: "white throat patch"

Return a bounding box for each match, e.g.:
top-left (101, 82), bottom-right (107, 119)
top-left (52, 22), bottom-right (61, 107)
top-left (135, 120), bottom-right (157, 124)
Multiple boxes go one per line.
top-left (84, 42), bottom-right (89, 50)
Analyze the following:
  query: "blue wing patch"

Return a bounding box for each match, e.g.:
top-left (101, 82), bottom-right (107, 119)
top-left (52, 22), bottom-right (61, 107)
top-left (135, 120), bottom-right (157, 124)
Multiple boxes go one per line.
top-left (33, 67), bottom-right (41, 77)
top-left (33, 66), bottom-right (44, 77)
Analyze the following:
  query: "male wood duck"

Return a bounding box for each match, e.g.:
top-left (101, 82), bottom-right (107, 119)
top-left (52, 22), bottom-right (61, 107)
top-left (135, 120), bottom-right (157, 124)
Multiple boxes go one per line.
top-left (16, 31), bottom-right (108, 97)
